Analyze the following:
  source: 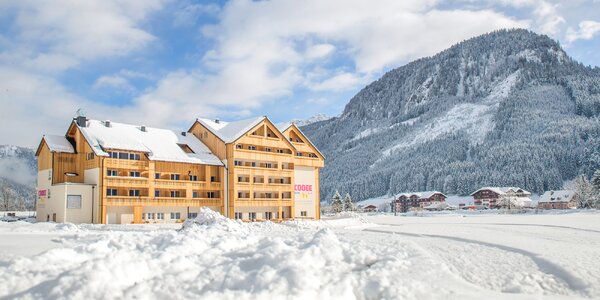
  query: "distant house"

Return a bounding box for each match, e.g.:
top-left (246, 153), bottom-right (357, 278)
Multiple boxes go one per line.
top-left (362, 205), bottom-right (378, 212)
top-left (470, 187), bottom-right (531, 208)
top-left (392, 191), bottom-right (447, 213)
top-left (537, 190), bottom-right (577, 209)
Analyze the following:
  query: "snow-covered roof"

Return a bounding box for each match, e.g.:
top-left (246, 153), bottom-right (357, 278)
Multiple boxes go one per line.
top-left (77, 120), bottom-right (223, 166)
top-left (395, 191), bottom-right (446, 199)
top-left (42, 135), bottom-right (75, 153)
top-left (276, 122), bottom-right (293, 132)
top-left (538, 190), bottom-right (576, 203)
top-left (470, 187), bottom-right (531, 196)
top-left (196, 117), bottom-right (265, 143)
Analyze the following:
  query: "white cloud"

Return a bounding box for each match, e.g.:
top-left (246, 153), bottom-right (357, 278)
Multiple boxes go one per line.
top-left (93, 75), bottom-right (135, 92)
top-left (173, 3), bottom-right (220, 27)
top-left (566, 20), bottom-right (600, 42)
top-left (135, 0), bottom-right (526, 128)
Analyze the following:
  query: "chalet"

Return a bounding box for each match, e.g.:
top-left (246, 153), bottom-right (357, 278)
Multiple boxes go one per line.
top-left (36, 115), bottom-right (324, 224)
top-left (392, 191), bottom-right (446, 213)
top-left (470, 187), bottom-right (532, 208)
top-left (188, 118), bottom-right (324, 222)
top-left (36, 117), bottom-right (224, 224)
top-left (537, 190), bottom-right (577, 209)
top-left (362, 205), bottom-right (378, 212)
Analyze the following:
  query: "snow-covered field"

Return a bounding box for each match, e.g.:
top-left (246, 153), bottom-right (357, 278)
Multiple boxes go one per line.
top-left (1, 209), bottom-right (599, 299)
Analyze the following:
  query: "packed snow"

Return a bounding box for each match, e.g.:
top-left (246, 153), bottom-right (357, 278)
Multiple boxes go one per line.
top-left (1, 209), bottom-right (599, 299)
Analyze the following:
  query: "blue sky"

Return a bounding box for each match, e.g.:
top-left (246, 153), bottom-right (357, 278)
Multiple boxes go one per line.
top-left (1, 0), bottom-right (600, 147)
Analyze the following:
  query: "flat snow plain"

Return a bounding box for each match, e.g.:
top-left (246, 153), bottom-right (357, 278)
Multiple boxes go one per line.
top-left (0, 209), bottom-right (599, 299)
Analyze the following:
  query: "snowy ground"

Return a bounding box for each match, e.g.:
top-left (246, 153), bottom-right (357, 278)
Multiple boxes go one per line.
top-left (0, 210), bottom-right (599, 299)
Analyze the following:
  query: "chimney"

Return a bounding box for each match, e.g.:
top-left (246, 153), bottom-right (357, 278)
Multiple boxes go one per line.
top-left (181, 132), bottom-right (187, 136)
top-left (105, 120), bottom-right (111, 127)
top-left (214, 118), bottom-right (220, 124)
top-left (76, 116), bottom-right (87, 127)
top-left (141, 125), bottom-right (146, 132)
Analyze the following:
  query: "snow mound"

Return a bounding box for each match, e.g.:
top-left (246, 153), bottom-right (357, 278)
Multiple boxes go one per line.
top-left (181, 207), bottom-right (243, 232)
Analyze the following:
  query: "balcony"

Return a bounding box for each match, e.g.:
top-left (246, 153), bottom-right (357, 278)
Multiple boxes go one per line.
top-left (105, 196), bottom-right (222, 207)
top-left (105, 177), bottom-right (148, 187)
top-left (154, 179), bottom-right (220, 189)
top-left (105, 158), bottom-right (149, 169)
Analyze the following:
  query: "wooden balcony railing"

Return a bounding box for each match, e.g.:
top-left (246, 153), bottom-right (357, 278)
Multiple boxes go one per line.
top-left (105, 196), bottom-right (223, 207)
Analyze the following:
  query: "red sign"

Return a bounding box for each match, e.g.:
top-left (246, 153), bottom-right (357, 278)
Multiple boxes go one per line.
top-left (38, 189), bottom-right (47, 197)
top-left (295, 184), bottom-right (312, 192)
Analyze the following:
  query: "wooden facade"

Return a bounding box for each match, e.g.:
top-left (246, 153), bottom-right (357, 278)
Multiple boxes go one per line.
top-left (392, 192), bottom-right (447, 213)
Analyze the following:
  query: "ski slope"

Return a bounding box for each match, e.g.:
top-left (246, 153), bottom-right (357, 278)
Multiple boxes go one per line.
top-left (0, 210), bottom-right (598, 299)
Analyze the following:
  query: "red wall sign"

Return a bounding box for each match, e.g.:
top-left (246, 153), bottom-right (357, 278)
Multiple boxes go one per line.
top-left (295, 184), bottom-right (312, 192)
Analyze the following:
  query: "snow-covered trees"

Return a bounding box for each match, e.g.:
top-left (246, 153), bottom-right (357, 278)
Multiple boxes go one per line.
top-left (331, 191), bottom-right (343, 213)
top-left (574, 175), bottom-right (599, 208)
top-left (343, 193), bottom-right (355, 211)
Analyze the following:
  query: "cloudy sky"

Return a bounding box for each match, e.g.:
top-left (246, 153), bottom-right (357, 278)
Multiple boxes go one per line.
top-left (1, 0), bottom-right (600, 148)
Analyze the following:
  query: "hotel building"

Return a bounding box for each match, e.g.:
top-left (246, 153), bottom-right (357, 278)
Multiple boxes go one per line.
top-left (35, 115), bottom-right (324, 224)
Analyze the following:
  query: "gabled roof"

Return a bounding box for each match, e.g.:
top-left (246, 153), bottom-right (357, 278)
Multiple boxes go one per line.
top-left (395, 191), bottom-right (446, 199)
top-left (276, 122), bottom-right (325, 159)
top-left (76, 119), bottom-right (223, 166)
top-left (470, 187), bottom-right (531, 196)
top-left (36, 135), bottom-right (75, 156)
top-left (538, 190), bottom-right (577, 203)
top-left (195, 117), bottom-right (265, 143)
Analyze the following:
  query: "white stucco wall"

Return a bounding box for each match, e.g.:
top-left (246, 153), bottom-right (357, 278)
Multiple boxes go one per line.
top-left (84, 168), bottom-right (100, 223)
top-left (293, 166), bottom-right (317, 218)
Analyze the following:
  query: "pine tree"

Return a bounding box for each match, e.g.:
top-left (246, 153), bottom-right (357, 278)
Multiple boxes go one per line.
top-left (592, 170), bottom-right (600, 191)
top-left (331, 190), bottom-right (343, 213)
top-left (343, 193), bottom-right (355, 211)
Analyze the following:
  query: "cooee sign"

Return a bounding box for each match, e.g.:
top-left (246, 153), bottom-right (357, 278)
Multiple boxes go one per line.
top-left (295, 184), bottom-right (312, 192)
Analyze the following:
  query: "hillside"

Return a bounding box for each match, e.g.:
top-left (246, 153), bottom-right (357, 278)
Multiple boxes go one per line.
top-left (301, 29), bottom-right (600, 201)
top-left (0, 145), bottom-right (37, 210)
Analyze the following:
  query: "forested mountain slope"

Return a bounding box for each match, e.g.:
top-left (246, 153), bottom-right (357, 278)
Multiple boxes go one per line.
top-left (301, 29), bottom-right (600, 201)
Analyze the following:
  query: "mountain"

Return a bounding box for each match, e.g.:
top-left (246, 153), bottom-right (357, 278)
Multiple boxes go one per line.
top-left (290, 114), bottom-right (333, 127)
top-left (0, 145), bottom-right (37, 210)
top-left (301, 29), bottom-right (600, 201)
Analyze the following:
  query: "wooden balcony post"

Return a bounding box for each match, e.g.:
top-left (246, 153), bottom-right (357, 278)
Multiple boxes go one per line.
top-left (133, 205), bottom-right (143, 224)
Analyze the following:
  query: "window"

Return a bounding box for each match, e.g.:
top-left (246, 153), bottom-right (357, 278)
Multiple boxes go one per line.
top-left (170, 174), bottom-right (180, 180)
top-left (277, 149), bottom-right (284, 154)
top-left (66, 195), bottom-right (82, 209)
top-left (281, 212), bottom-right (285, 219)
top-left (129, 190), bottom-right (140, 197)
top-left (192, 191), bottom-right (199, 198)
top-left (234, 160), bottom-right (242, 166)
top-left (188, 212), bottom-right (198, 219)
top-left (251, 162), bottom-right (256, 167)
top-left (265, 148), bottom-right (272, 152)
top-left (248, 145), bottom-right (256, 150)
top-left (249, 212), bottom-right (256, 221)
top-left (296, 152), bottom-right (302, 157)
top-left (129, 171), bottom-right (140, 177)
top-left (106, 189), bottom-right (118, 196)
top-left (108, 151), bottom-right (118, 158)
top-left (236, 144), bottom-right (243, 149)
top-left (155, 173), bottom-right (161, 179)
top-left (301, 211), bottom-right (307, 217)
top-left (107, 170), bottom-right (117, 177)
top-left (210, 176), bottom-right (216, 182)
top-left (142, 213), bottom-right (146, 220)
top-left (265, 163), bottom-right (272, 168)
top-left (119, 152), bottom-right (129, 159)
top-left (157, 213), bottom-right (164, 220)
top-left (154, 190), bottom-right (160, 197)
top-left (129, 153), bottom-right (141, 160)
top-left (265, 212), bottom-right (273, 220)
top-left (234, 212), bottom-right (242, 220)
top-left (189, 175), bottom-right (198, 181)
top-left (86, 153), bottom-right (94, 160)
top-left (170, 191), bottom-right (180, 198)
top-left (207, 192), bottom-right (215, 198)
top-left (170, 212), bottom-right (181, 220)
top-left (148, 213), bottom-right (155, 220)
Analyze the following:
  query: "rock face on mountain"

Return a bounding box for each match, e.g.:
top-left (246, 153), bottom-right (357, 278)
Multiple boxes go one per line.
top-left (0, 145), bottom-right (37, 210)
top-left (301, 29), bottom-right (600, 201)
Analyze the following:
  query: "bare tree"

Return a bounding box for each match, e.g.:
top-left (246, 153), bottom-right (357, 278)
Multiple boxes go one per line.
top-left (1, 185), bottom-right (15, 214)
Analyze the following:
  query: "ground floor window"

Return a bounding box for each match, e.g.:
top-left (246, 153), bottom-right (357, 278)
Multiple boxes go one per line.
top-left (301, 211), bottom-right (307, 217)
top-left (170, 212), bottom-right (181, 220)
top-left (234, 212), bottom-right (242, 219)
top-left (249, 212), bottom-right (256, 221)
top-left (66, 195), bottom-right (82, 209)
top-left (188, 212), bottom-right (198, 219)
top-left (147, 213), bottom-right (155, 220)
top-left (157, 213), bottom-right (164, 220)
top-left (265, 212), bottom-right (272, 220)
